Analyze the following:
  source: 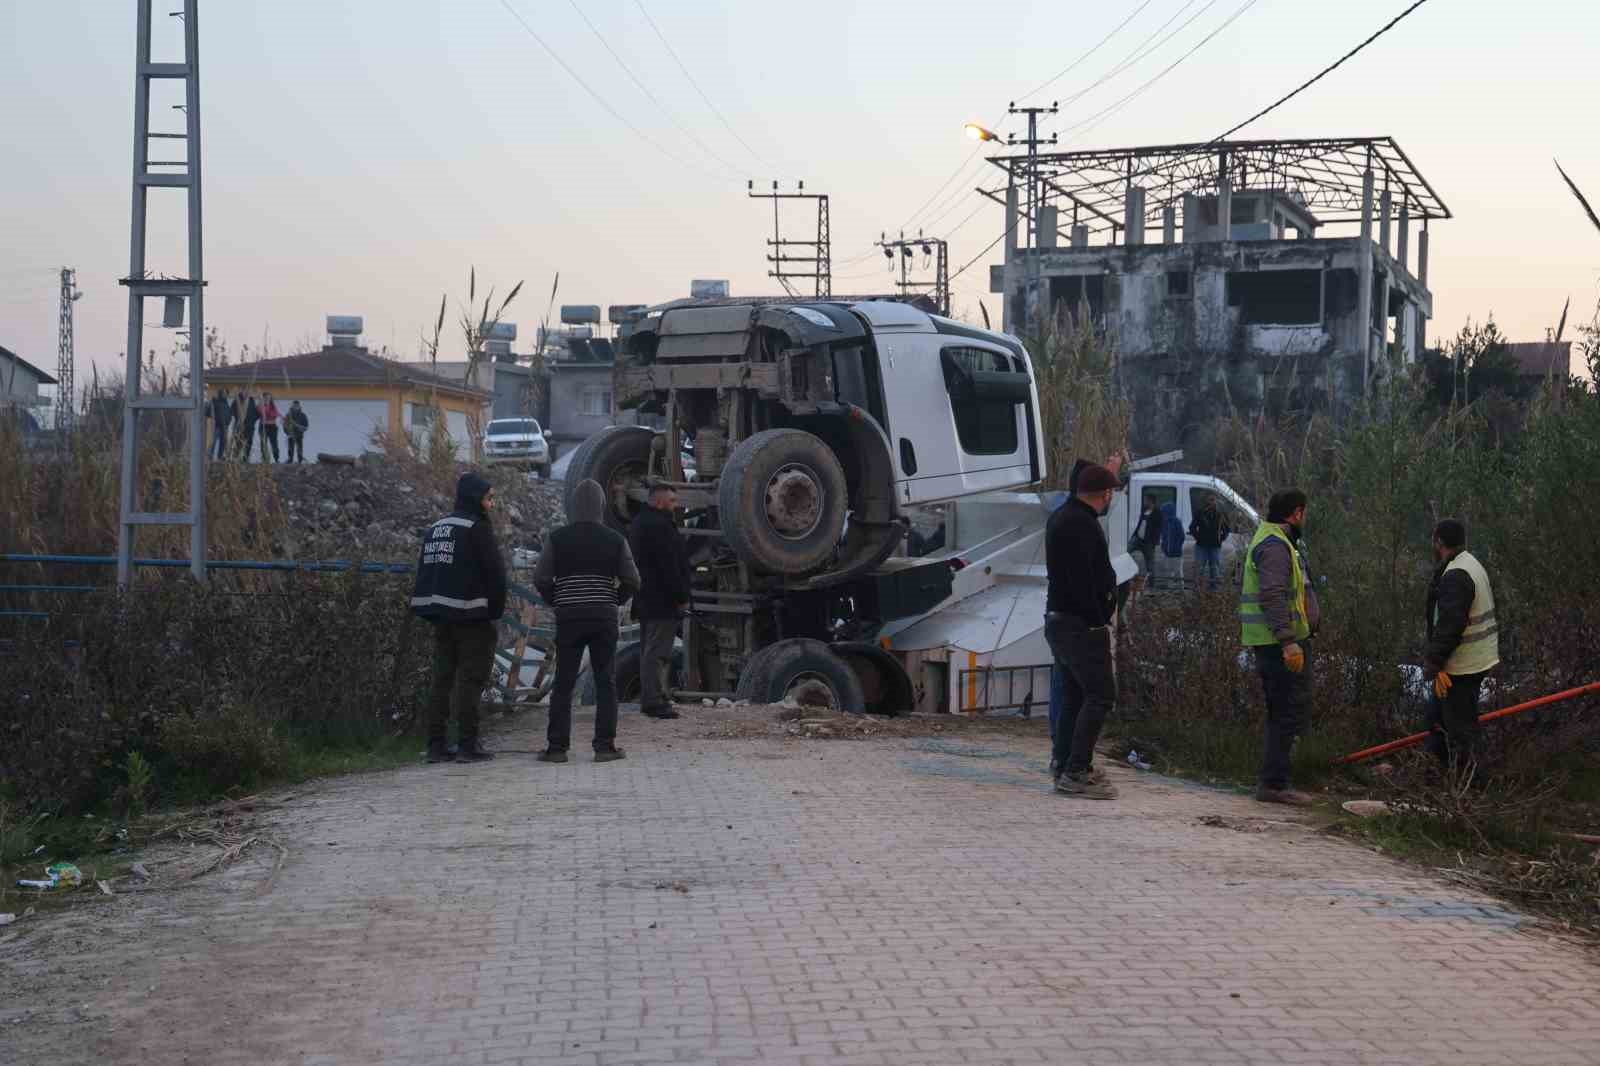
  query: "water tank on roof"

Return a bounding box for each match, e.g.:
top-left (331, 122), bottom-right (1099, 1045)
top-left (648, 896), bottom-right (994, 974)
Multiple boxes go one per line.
top-left (609, 304), bottom-right (647, 325)
top-left (690, 279), bottom-right (730, 299)
top-left (327, 315), bottom-right (363, 335)
top-left (560, 305), bottom-right (601, 325)
top-left (483, 321), bottom-right (517, 341)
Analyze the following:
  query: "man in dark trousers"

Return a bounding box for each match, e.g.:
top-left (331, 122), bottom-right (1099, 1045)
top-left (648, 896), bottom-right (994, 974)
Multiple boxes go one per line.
top-left (410, 472), bottom-right (507, 764)
top-left (237, 392), bottom-right (260, 461)
top-left (628, 482), bottom-right (691, 720)
top-left (1423, 518), bottom-right (1498, 774)
top-left (1239, 488), bottom-right (1321, 805)
top-left (1046, 462), bottom-right (1122, 800)
top-left (535, 478), bottom-right (641, 763)
top-left (285, 400), bottom-right (310, 463)
top-left (1188, 493), bottom-right (1231, 592)
top-left (207, 389), bottom-right (233, 460)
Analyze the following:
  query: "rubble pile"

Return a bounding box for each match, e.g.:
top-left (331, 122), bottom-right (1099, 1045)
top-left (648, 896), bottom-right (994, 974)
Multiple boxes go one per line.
top-left (259, 457), bottom-right (565, 562)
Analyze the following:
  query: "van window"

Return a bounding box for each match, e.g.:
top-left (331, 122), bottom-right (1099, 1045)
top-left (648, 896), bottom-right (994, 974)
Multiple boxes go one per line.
top-left (940, 346), bottom-right (1019, 456)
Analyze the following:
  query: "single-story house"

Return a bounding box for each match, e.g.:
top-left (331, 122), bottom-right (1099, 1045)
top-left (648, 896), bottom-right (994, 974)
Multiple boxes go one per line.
top-left (204, 346), bottom-right (492, 458)
top-left (1506, 341), bottom-right (1573, 382)
top-left (1, 344), bottom-right (57, 430)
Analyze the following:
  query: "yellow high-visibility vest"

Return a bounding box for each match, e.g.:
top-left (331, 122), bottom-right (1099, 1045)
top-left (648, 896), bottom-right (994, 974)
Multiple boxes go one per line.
top-left (1439, 550), bottom-right (1499, 675)
top-left (1239, 523), bottom-right (1309, 647)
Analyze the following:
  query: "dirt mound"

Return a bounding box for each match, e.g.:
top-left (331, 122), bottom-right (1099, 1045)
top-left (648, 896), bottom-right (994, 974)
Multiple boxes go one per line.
top-left (260, 456), bottom-right (565, 562)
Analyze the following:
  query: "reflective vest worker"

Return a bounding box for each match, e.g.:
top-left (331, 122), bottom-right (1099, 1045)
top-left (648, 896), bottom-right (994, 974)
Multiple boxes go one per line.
top-left (1422, 518), bottom-right (1498, 772)
top-left (411, 472), bottom-right (507, 764)
top-left (1238, 488), bottom-right (1321, 807)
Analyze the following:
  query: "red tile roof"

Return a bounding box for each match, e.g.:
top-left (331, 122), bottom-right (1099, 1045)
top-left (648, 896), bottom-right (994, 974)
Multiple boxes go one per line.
top-left (203, 347), bottom-right (490, 397)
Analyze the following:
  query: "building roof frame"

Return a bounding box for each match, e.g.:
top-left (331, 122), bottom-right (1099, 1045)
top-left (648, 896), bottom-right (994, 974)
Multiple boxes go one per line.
top-left (985, 136), bottom-right (1451, 232)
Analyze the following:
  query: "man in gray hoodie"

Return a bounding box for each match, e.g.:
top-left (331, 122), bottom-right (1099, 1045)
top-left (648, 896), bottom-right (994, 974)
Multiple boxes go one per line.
top-left (534, 479), bottom-right (641, 762)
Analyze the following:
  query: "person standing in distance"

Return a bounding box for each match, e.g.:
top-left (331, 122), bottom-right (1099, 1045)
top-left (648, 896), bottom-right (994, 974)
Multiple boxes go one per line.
top-left (1239, 488), bottom-right (1321, 805)
top-left (1422, 518), bottom-right (1498, 775)
top-left (410, 472), bottom-right (507, 764)
top-left (534, 478), bottom-right (641, 763)
top-left (628, 482), bottom-right (692, 720)
top-left (1046, 463), bottom-right (1122, 799)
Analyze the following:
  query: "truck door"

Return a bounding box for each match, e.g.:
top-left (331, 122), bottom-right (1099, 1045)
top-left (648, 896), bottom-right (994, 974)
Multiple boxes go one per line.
top-left (878, 335), bottom-right (1035, 504)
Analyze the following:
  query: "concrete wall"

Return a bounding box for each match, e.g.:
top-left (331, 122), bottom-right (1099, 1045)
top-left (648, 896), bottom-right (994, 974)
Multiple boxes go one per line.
top-left (997, 236), bottom-right (1434, 459)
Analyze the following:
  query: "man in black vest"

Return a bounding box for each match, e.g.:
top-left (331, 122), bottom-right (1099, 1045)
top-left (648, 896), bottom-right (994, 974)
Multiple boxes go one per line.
top-left (411, 472), bottom-right (507, 764)
top-left (628, 483), bottom-right (692, 719)
top-left (534, 478), bottom-right (641, 762)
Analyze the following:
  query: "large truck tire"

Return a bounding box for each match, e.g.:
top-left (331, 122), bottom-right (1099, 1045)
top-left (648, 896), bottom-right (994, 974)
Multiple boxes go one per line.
top-left (736, 637), bottom-right (865, 714)
top-left (563, 425), bottom-right (656, 533)
top-left (575, 639), bottom-right (685, 705)
top-left (718, 429), bottom-right (848, 575)
top-left (830, 641), bottom-right (914, 717)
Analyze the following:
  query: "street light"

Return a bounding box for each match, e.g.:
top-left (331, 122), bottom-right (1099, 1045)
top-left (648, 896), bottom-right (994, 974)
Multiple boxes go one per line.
top-left (964, 122), bottom-right (999, 143)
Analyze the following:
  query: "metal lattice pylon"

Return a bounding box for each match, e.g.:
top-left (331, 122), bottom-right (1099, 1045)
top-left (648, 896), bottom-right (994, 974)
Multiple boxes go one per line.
top-left (56, 267), bottom-right (79, 434)
top-left (117, 0), bottom-right (207, 584)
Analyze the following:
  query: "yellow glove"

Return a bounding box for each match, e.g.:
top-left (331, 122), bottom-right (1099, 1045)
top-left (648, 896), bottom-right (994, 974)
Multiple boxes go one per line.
top-left (1282, 642), bottom-right (1305, 673)
top-left (1433, 671), bottom-right (1453, 699)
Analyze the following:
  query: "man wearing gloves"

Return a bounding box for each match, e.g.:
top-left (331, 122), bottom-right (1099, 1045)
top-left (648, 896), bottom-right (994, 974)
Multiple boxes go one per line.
top-left (410, 472), bottom-right (507, 764)
top-left (1422, 518), bottom-right (1498, 774)
top-left (1239, 488), bottom-right (1321, 806)
top-left (535, 478), bottom-right (641, 763)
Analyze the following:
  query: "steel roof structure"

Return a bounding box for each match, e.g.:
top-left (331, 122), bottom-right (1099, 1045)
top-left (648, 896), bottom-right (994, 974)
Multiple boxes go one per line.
top-left (981, 136), bottom-right (1450, 240)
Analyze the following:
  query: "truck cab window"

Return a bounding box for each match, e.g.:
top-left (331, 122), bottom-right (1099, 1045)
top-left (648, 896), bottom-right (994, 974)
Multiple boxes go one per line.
top-left (940, 345), bottom-right (1020, 457)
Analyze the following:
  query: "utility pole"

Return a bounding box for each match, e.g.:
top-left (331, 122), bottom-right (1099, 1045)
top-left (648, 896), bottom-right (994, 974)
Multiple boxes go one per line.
top-left (874, 231), bottom-right (949, 315)
top-left (117, 0), bottom-right (206, 585)
top-left (748, 181), bottom-right (831, 299)
top-left (56, 267), bottom-right (81, 435)
top-left (1007, 102), bottom-right (1057, 334)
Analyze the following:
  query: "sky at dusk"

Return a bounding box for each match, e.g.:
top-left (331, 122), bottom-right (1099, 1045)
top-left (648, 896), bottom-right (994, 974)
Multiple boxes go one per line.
top-left (3, 0), bottom-right (1598, 394)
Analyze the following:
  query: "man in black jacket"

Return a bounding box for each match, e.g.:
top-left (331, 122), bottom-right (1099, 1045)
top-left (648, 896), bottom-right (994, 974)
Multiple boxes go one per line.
top-left (535, 479), bottom-right (641, 762)
top-left (1046, 462), bottom-right (1122, 799)
top-left (411, 472), bottom-right (507, 764)
top-left (1423, 518), bottom-right (1499, 773)
top-left (207, 389), bottom-right (233, 460)
top-left (628, 483), bottom-right (691, 720)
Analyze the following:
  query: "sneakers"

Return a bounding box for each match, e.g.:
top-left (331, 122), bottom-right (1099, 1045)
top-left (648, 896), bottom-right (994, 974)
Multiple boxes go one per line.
top-left (536, 748), bottom-right (569, 763)
top-left (641, 706), bottom-right (681, 720)
top-left (593, 746), bottom-right (627, 763)
top-left (1255, 786), bottom-right (1315, 806)
top-left (1055, 770), bottom-right (1118, 799)
top-left (455, 742), bottom-right (495, 763)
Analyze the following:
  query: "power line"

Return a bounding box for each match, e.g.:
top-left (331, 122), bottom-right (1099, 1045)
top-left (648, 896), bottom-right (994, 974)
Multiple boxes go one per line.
top-left (633, 0), bottom-right (772, 170)
top-left (562, 0), bottom-right (745, 176)
top-left (1056, 0), bottom-right (1265, 141)
top-left (494, 0), bottom-right (725, 181)
top-left (907, 0), bottom-right (1220, 239)
top-left (1212, 0), bottom-right (1433, 142)
top-left (1022, 0), bottom-right (1195, 105)
top-left (947, 0), bottom-right (1434, 289)
top-left (898, 1), bottom-right (1159, 235)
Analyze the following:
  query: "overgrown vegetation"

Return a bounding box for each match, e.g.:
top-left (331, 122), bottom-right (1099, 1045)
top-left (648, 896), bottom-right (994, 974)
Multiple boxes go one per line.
top-left (1105, 308), bottom-right (1600, 933)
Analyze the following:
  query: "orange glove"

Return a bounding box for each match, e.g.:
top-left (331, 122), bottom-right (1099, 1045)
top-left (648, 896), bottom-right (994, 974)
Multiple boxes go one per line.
top-left (1433, 671), bottom-right (1453, 699)
top-left (1283, 642), bottom-right (1305, 673)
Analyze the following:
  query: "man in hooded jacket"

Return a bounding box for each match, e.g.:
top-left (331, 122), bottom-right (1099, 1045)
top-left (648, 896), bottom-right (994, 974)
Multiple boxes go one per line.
top-left (535, 478), bottom-right (641, 762)
top-left (411, 472), bottom-right (507, 763)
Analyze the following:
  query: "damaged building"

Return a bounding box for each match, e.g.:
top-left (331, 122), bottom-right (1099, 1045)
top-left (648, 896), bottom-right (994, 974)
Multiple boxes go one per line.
top-left (987, 137), bottom-right (1451, 455)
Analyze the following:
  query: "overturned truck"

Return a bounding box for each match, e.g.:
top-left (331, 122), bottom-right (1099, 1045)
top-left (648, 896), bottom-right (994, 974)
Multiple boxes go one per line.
top-left (565, 299), bottom-right (1045, 713)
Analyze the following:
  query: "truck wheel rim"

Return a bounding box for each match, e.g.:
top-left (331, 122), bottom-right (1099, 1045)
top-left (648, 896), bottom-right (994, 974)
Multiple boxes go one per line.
top-left (764, 463), bottom-right (824, 540)
top-left (605, 461), bottom-right (647, 523)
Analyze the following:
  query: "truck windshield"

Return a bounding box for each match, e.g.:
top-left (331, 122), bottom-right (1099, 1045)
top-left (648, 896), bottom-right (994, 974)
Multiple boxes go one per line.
top-left (488, 420), bottom-right (539, 435)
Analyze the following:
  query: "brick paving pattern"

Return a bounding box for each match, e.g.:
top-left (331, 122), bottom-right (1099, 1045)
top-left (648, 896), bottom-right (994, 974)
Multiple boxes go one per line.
top-left (4, 713), bottom-right (1598, 1065)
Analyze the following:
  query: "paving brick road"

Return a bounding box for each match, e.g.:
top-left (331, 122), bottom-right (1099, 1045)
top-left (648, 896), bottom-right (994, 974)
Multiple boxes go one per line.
top-left (4, 709), bottom-right (1598, 1065)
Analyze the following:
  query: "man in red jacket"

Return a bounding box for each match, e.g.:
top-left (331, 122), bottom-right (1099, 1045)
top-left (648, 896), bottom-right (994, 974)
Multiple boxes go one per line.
top-left (258, 392), bottom-right (282, 463)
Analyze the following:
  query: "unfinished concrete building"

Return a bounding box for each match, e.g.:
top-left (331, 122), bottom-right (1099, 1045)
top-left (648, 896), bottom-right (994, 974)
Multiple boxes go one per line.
top-left (986, 137), bottom-right (1450, 454)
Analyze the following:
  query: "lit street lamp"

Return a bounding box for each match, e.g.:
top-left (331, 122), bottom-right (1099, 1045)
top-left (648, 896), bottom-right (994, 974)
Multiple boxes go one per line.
top-left (964, 122), bottom-right (999, 143)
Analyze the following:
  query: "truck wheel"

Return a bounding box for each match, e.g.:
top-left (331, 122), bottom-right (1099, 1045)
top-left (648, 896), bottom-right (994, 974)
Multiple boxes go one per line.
top-left (564, 425), bottom-right (655, 533)
top-left (830, 641), bottom-right (914, 717)
top-left (576, 640), bottom-right (685, 705)
top-left (718, 429), bottom-right (848, 575)
top-left (736, 637), bottom-right (865, 713)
